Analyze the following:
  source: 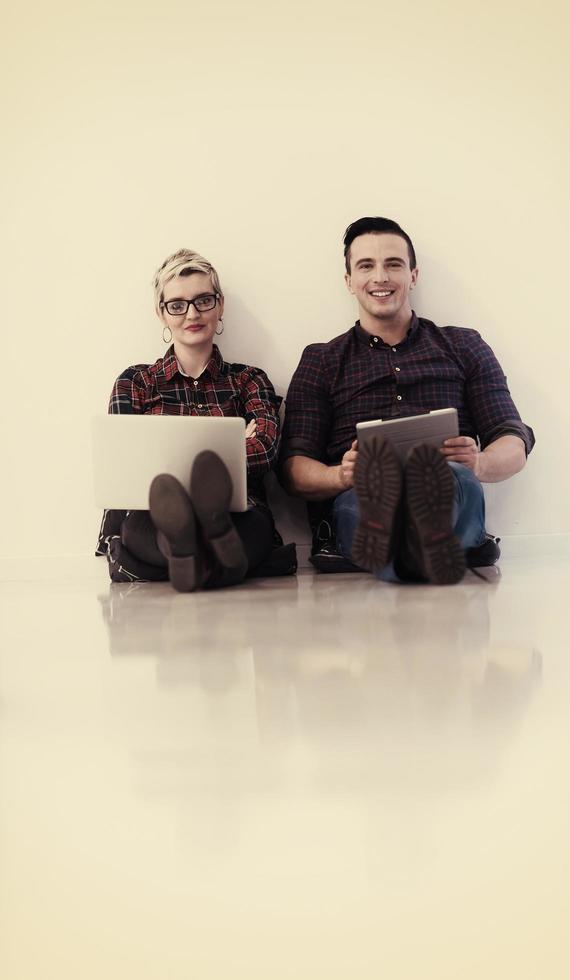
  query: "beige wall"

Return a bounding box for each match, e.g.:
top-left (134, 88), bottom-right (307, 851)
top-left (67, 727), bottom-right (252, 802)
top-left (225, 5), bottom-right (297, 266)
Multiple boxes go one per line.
top-left (2, 0), bottom-right (568, 557)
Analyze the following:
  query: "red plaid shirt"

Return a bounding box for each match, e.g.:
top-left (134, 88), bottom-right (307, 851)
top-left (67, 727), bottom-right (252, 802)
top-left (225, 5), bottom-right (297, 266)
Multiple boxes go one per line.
top-left (109, 344), bottom-right (281, 503)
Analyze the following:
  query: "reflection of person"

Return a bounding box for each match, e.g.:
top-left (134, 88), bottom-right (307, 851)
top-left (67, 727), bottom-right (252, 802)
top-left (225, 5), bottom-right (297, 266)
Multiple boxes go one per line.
top-left (96, 249), bottom-right (296, 591)
top-left (281, 216), bottom-right (535, 585)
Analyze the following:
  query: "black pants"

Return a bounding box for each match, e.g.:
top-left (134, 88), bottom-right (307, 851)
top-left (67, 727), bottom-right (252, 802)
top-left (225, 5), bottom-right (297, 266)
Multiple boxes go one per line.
top-left (108, 507), bottom-right (276, 585)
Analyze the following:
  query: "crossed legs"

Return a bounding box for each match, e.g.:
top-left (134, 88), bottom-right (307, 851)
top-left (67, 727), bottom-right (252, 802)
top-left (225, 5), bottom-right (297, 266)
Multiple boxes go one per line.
top-left (107, 451), bottom-right (275, 590)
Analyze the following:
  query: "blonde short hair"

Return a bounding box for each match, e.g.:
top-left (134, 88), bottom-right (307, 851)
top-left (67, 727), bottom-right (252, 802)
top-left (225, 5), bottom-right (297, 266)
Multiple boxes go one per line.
top-left (153, 249), bottom-right (223, 308)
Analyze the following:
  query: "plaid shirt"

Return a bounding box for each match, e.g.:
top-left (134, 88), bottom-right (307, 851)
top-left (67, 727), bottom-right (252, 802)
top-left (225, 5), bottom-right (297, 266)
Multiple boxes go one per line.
top-left (108, 344), bottom-right (281, 504)
top-left (281, 315), bottom-right (534, 466)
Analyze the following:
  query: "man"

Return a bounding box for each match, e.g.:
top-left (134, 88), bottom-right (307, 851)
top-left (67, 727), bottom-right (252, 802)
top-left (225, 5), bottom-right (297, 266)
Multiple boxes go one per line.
top-left (280, 216), bottom-right (534, 584)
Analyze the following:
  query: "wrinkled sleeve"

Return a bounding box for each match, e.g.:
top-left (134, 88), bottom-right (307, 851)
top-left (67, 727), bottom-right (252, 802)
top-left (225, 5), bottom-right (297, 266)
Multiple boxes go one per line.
top-left (461, 331), bottom-right (535, 454)
top-left (238, 366), bottom-right (282, 478)
top-left (280, 344), bottom-right (331, 464)
top-left (108, 367), bottom-right (147, 414)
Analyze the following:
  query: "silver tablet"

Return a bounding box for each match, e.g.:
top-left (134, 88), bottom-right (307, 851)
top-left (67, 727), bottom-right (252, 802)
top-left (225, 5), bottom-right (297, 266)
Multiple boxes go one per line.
top-left (356, 408), bottom-right (459, 462)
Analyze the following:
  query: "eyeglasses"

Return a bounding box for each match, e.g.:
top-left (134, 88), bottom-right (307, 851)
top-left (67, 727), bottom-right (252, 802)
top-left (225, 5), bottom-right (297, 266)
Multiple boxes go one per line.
top-left (162, 293), bottom-right (219, 316)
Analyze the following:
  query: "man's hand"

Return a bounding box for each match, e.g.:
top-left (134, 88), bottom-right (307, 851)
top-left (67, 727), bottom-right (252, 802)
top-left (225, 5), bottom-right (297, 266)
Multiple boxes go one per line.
top-left (440, 436), bottom-right (480, 475)
top-left (245, 419), bottom-right (257, 439)
top-left (440, 434), bottom-right (527, 483)
top-left (339, 439), bottom-right (359, 489)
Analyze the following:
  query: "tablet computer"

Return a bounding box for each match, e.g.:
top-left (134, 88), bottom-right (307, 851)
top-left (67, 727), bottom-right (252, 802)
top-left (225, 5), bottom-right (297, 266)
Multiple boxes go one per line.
top-left (356, 408), bottom-right (459, 462)
top-left (92, 415), bottom-right (248, 511)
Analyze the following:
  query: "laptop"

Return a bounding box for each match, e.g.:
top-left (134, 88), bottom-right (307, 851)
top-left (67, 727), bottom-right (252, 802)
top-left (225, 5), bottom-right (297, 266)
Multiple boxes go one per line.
top-left (356, 408), bottom-right (459, 462)
top-left (92, 415), bottom-right (248, 511)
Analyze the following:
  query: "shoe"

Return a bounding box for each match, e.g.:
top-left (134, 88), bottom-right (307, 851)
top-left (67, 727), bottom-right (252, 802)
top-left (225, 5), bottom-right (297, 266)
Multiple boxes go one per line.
top-left (309, 545), bottom-right (364, 573)
top-left (403, 444), bottom-right (466, 585)
top-left (249, 542), bottom-right (298, 578)
top-left (190, 451), bottom-right (248, 584)
top-left (351, 436), bottom-right (403, 572)
top-left (466, 533), bottom-right (501, 568)
top-left (108, 537), bottom-right (169, 583)
top-left (148, 475), bottom-right (202, 592)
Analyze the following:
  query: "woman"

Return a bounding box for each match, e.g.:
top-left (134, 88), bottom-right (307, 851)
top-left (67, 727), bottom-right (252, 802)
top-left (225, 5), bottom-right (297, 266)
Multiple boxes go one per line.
top-left (96, 249), bottom-right (295, 591)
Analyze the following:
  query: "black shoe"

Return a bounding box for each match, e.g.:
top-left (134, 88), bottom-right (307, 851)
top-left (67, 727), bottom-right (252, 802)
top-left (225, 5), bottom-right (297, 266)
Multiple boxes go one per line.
top-left (190, 451), bottom-right (248, 585)
top-left (108, 537), bottom-right (169, 583)
top-left (149, 475), bottom-right (202, 592)
top-left (351, 437), bottom-right (403, 572)
top-left (309, 546), bottom-right (364, 573)
top-left (466, 533), bottom-right (501, 568)
top-left (248, 542), bottom-right (298, 578)
top-left (403, 444), bottom-right (466, 585)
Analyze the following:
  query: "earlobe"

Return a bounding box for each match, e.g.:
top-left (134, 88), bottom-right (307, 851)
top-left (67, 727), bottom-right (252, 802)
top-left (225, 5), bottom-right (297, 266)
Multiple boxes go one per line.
top-left (344, 274), bottom-right (354, 295)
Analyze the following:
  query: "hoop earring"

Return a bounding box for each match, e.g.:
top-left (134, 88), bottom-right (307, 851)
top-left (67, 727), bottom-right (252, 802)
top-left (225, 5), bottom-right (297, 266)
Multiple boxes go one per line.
top-left (215, 319), bottom-right (224, 336)
top-left (162, 325), bottom-right (172, 344)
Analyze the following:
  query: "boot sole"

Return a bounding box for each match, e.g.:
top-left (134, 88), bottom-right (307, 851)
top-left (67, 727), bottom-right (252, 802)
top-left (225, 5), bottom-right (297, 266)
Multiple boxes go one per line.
top-left (149, 475), bottom-right (200, 592)
top-left (405, 445), bottom-right (466, 585)
top-left (352, 437), bottom-right (402, 572)
top-left (190, 451), bottom-right (247, 580)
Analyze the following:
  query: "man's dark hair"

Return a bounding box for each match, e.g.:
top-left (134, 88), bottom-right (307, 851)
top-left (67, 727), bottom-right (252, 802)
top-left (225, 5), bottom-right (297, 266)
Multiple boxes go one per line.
top-left (343, 217), bottom-right (417, 273)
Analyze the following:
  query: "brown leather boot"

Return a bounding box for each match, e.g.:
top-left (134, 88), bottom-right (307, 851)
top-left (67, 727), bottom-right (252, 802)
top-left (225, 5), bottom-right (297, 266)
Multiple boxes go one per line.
top-left (149, 475), bottom-right (203, 592)
top-left (401, 444), bottom-right (466, 585)
top-left (351, 436), bottom-right (403, 572)
top-left (190, 451), bottom-right (248, 585)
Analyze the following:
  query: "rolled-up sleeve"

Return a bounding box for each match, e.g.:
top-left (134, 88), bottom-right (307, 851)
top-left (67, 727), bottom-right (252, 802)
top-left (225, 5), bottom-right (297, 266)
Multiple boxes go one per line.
top-left (461, 331), bottom-right (535, 454)
top-left (280, 344), bottom-right (332, 464)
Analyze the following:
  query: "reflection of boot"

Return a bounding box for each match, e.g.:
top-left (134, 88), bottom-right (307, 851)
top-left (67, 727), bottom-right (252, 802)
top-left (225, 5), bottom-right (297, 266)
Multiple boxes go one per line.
top-left (474, 647), bottom-right (542, 719)
top-left (98, 583), bottom-right (170, 656)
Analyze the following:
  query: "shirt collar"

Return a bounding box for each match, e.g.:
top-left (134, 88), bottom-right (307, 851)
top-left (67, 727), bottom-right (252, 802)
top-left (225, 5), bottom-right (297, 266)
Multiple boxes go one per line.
top-left (161, 344), bottom-right (224, 381)
top-left (354, 311), bottom-right (419, 350)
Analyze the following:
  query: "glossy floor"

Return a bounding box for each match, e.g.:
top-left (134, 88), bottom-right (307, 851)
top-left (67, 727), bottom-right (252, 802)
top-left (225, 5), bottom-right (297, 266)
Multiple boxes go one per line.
top-left (1, 555), bottom-right (569, 979)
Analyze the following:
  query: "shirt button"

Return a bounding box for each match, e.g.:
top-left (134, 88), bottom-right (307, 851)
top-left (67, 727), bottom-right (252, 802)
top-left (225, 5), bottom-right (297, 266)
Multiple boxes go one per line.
top-left (392, 347), bottom-right (397, 352)
top-left (373, 337), bottom-right (378, 343)
top-left (397, 395), bottom-right (402, 401)
top-left (193, 380), bottom-right (198, 387)
top-left (197, 403), bottom-right (203, 408)
top-left (395, 366), bottom-right (401, 372)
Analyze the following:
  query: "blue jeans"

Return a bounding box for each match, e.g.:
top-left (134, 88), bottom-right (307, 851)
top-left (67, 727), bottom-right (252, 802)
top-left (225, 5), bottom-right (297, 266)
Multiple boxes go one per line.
top-left (333, 462), bottom-right (486, 582)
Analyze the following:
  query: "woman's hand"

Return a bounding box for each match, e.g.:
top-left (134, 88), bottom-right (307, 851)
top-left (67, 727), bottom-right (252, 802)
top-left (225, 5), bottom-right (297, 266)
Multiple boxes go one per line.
top-left (245, 419), bottom-right (257, 439)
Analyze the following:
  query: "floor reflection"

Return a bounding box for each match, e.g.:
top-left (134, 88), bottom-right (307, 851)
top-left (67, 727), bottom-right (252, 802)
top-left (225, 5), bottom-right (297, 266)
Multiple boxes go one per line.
top-left (98, 573), bottom-right (542, 823)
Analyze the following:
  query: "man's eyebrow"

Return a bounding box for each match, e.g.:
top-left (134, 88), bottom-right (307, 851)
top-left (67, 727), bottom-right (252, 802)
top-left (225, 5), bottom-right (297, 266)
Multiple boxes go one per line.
top-left (354, 256), bottom-right (406, 266)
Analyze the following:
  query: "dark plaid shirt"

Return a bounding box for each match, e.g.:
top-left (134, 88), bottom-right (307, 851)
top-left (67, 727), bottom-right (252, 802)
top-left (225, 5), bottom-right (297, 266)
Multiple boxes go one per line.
top-left (281, 314), bottom-right (535, 466)
top-left (108, 345), bottom-right (281, 499)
